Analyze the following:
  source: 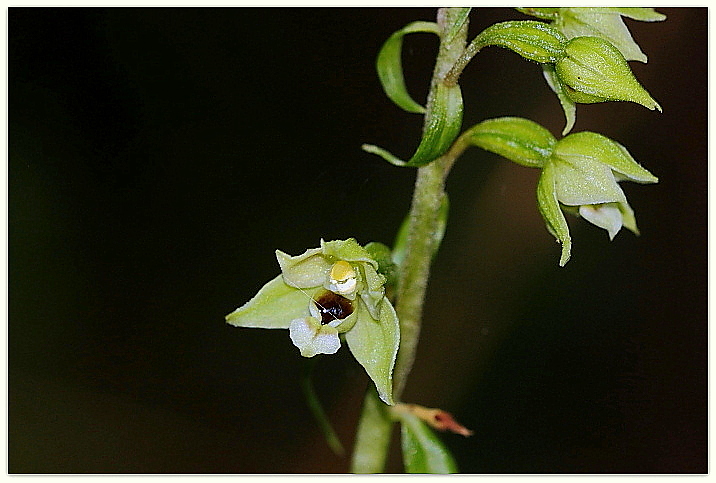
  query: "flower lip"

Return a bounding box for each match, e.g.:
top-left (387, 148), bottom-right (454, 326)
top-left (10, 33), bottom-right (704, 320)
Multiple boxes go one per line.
top-left (312, 291), bottom-right (354, 325)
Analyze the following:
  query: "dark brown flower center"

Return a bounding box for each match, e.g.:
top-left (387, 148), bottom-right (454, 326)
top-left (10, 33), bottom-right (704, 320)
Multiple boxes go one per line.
top-left (314, 291), bottom-right (354, 325)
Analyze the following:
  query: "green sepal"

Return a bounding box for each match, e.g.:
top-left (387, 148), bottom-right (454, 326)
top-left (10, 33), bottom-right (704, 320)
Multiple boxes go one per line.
top-left (345, 298), bottom-right (400, 405)
top-left (377, 21), bottom-right (440, 114)
top-left (398, 410), bottom-right (458, 474)
top-left (554, 8), bottom-right (666, 62)
top-left (475, 20), bottom-right (567, 64)
top-left (550, 150), bottom-right (628, 207)
top-left (554, 131), bottom-right (659, 184)
top-left (363, 82), bottom-right (463, 168)
top-left (465, 116), bottom-right (557, 168)
top-left (320, 238), bottom-right (378, 268)
top-left (392, 192), bottom-right (449, 269)
top-left (555, 36), bottom-right (661, 111)
top-left (225, 274), bottom-right (320, 329)
top-left (542, 64), bottom-right (576, 135)
top-left (615, 8), bottom-right (666, 22)
top-left (536, 162), bottom-right (572, 267)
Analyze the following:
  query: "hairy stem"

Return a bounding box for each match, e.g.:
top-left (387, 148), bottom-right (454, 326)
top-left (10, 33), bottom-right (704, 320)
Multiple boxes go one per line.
top-left (393, 6), bottom-right (468, 401)
top-left (351, 7), bottom-right (469, 473)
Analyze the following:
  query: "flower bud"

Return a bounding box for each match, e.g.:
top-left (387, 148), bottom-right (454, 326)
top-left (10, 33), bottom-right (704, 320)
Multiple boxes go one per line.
top-left (555, 36), bottom-right (661, 111)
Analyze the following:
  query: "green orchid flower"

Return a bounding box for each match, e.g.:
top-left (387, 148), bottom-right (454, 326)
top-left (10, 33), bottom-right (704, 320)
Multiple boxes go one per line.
top-left (537, 131), bottom-right (658, 266)
top-left (226, 238), bottom-right (400, 405)
top-left (462, 117), bottom-right (658, 266)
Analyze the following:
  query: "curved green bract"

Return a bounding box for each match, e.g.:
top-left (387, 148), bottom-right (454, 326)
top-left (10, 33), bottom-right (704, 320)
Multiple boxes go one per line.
top-left (465, 116), bottom-right (557, 168)
top-left (475, 20), bottom-right (567, 64)
top-left (363, 82), bottom-right (463, 168)
top-left (377, 21), bottom-right (441, 114)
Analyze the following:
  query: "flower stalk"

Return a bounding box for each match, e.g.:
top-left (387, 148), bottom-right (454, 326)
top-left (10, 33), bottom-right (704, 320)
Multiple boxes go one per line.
top-left (351, 7), bottom-right (468, 472)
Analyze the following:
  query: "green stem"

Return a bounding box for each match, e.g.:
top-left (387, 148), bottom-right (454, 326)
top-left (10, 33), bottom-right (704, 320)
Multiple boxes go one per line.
top-left (393, 6), bottom-right (469, 403)
top-left (350, 7), bottom-right (469, 473)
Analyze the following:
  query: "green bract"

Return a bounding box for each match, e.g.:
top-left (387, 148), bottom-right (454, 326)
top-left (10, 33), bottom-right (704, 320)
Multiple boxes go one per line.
top-left (397, 410), bottom-right (458, 474)
top-left (364, 82), bottom-right (464, 168)
top-left (464, 116), bottom-right (557, 168)
top-left (226, 238), bottom-right (400, 405)
top-left (555, 36), bottom-right (661, 111)
top-left (474, 20), bottom-right (567, 63)
top-left (376, 21), bottom-right (440, 114)
top-left (537, 131), bottom-right (658, 266)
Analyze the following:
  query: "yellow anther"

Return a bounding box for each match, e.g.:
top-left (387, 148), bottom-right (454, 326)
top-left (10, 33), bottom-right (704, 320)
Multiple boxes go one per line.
top-left (329, 261), bottom-right (357, 295)
top-left (330, 260), bottom-right (355, 282)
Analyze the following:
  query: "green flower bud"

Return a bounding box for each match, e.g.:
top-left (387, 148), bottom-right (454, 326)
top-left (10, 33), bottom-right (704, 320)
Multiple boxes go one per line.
top-left (555, 36), bottom-right (661, 111)
top-left (226, 238), bottom-right (400, 405)
top-left (536, 131), bottom-right (658, 266)
top-left (553, 7), bottom-right (666, 63)
top-left (476, 20), bottom-right (567, 63)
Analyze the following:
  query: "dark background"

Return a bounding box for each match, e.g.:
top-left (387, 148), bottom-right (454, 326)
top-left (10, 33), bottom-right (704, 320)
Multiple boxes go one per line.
top-left (9, 7), bottom-right (707, 474)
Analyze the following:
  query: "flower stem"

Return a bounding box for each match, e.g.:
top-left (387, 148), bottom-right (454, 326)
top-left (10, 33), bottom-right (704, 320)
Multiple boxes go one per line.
top-left (393, 6), bottom-right (469, 402)
top-left (350, 8), bottom-right (469, 473)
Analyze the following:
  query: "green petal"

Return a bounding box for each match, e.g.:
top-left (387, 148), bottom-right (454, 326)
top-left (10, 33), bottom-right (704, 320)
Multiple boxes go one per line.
top-left (398, 410), bottom-right (458, 474)
top-left (226, 274), bottom-right (319, 329)
top-left (363, 241), bottom-right (398, 287)
top-left (550, 153), bottom-right (627, 207)
top-left (376, 21), bottom-right (440, 114)
top-left (537, 163), bottom-right (572, 266)
top-left (556, 132), bottom-right (658, 183)
top-left (346, 299), bottom-right (400, 405)
top-left (276, 247), bottom-right (331, 289)
top-left (358, 262), bottom-right (387, 320)
top-left (465, 116), bottom-right (557, 168)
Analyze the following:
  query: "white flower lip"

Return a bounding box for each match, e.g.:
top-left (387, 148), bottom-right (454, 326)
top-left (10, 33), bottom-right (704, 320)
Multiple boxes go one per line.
top-left (289, 316), bottom-right (341, 357)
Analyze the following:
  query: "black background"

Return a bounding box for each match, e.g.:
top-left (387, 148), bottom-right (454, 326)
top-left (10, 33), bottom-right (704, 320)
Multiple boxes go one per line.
top-left (9, 7), bottom-right (707, 474)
